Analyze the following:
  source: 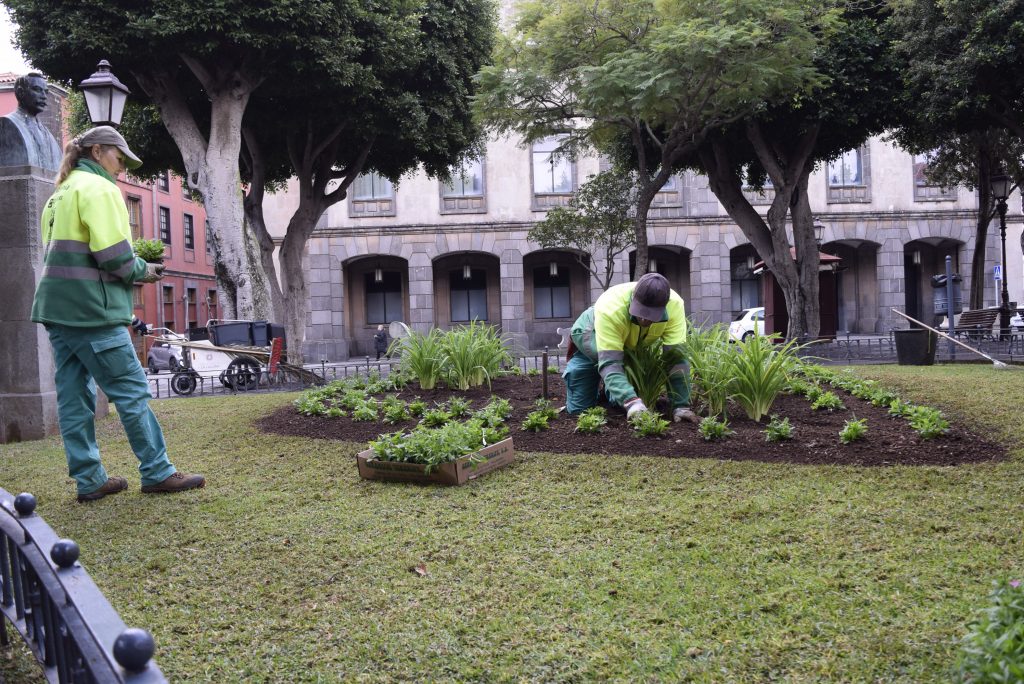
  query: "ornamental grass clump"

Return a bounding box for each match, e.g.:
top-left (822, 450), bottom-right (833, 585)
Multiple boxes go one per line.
top-left (684, 323), bottom-right (734, 418)
top-left (624, 339), bottom-right (669, 410)
top-left (631, 410), bottom-right (670, 437)
top-left (442, 321), bottom-right (511, 390)
top-left (396, 328), bottom-right (446, 390)
top-left (954, 579), bottom-right (1024, 683)
top-left (575, 406), bottom-right (607, 434)
top-left (698, 416), bottom-right (733, 441)
top-left (729, 335), bottom-right (801, 422)
top-left (764, 415), bottom-right (794, 442)
top-left (839, 418), bottom-right (868, 444)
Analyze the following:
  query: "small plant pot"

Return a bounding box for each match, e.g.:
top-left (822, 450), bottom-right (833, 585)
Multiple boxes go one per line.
top-left (356, 438), bottom-right (514, 485)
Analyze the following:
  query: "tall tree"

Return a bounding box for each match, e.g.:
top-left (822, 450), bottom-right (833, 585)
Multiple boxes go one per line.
top-left (683, 2), bottom-right (901, 338)
top-left (528, 169), bottom-right (637, 290)
top-left (7, 0), bottom-right (495, 360)
top-left (473, 0), bottom-right (828, 276)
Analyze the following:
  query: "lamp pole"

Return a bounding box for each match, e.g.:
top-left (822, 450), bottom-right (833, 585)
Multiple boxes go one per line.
top-left (990, 174), bottom-right (1012, 340)
top-left (78, 60), bottom-right (130, 127)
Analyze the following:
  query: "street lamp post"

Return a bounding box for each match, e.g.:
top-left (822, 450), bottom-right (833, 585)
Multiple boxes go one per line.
top-left (990, 173), bottom-right (1013, 340)
top-left (78, 60), bottom-right (130, 127)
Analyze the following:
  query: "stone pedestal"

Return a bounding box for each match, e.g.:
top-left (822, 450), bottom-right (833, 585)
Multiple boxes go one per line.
top-left (1, 165), bottom-right (58, 442)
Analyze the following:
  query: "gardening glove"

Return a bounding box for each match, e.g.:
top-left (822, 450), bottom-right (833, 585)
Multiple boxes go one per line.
top-left (138, 262), bottom-right (165, 283)
top-left (673, 407), bottom-right (700, 424)
top-left (624, 398), bottom-right (648, 420)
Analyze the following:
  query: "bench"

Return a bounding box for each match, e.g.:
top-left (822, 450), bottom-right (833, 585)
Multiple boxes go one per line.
top-left (953, 309), bottom-right (999, 342)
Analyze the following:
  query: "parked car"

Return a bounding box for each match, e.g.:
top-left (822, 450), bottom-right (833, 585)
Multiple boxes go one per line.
top-left (729, 307), bottom-right (764, 342)
top-left (146, 333), bottom-right (184, 374)
top-left (1012, 311), bottom-right (1023, 332)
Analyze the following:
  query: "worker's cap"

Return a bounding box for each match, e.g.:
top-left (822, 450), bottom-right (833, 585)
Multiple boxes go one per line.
top-left (75, 125), bottom-right (143, 170)
top-left (629, 273), bottom-right (670, 321)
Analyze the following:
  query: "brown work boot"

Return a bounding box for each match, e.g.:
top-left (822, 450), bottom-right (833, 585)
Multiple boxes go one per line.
top-left (141, 472), bottom-right (206, 494)
top-left (78, 476), bottom-right (129, 503)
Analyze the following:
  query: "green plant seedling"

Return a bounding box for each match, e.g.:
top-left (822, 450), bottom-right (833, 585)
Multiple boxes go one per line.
top-left (132, 237), bottom-right (165, 262)
top-left (811, 391), bottom-right (845, 412)
top-left (446, 396), bottom-right (473, 418)
top-left (521, 411), bottom-right (551, 432)
top-left (888, 398), bottom-right (914, 418)
top-left (547, 365), bottom-right (559, 374)
top-left (839, 418), bottom-right (868, 444)
top-left (575, 409), bottom-right (607, 433)
top-left (631, 410), bottom-right (670, 437)
top-left (533, 399), bottom-right (559, 421)
top-left (907, 406), bottom-right (950, 439)
top-left (526, 368), bottom-right (541, 377)
top-left (955, 579), bottom-right (1024, 681)
top-left (381, 400), bottom-right (410, 424)
top-left (326, 407), bottom-right (345, 418)
top-left (421, 407), bottom-right (452, 428)
top-left (408, 398), bottom-right (427, 417)
top-left (698, 416), bottom-right (733, 441)
top-left (338, 389), bottom-right (369, 410)
top-left (763, 415), bottom-right (793, 442)
top-left (351, 401), bottom-right (379, 422)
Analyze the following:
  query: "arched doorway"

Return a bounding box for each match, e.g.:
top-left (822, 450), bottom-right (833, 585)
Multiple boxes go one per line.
top-left (344, 255), bottom-right (410, 356)
top-left (432, 252), bottom-right (502, 330)
top-left (729, 244), bottom-right (762, 317)
top-left (524, 250), bottom-right (590, 348)
top-left (821, 240), bottom-right (880, 333)
top-left (904, 239), bottom-right (963, 325)
top-left (628, 246), bottom-right (691, 304)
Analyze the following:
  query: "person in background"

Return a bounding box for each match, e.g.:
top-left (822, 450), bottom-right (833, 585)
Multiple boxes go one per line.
top-left (374, 324), bottom-right (390, 361)
top-left (563, 272), bottom-right (699, 423)
top-left (30, 125), bottom-right (206, 502)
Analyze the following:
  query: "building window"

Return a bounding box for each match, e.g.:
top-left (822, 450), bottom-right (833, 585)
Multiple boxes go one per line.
top-left (532, 135), bottom-right (573, 194)
top-left (158, 207), bottom-right (171, 244)
top-left (353, 172), bottom-right (393, 200)
top-left (205, 220), bottom-right (212, 254)
top-left (181, 177), bottom-right (191, 200)
top-left (534, 266), bottom-right (571, 319)
top-left (443, 158), bottom-right (484, 197)
top-left (132, 284), bottom-right (143, 308)
top-left (912, 152), bottom-right (957, 201)
top-left (449, 269), bottom-right (488, 322)
top-left (186, 287), bottom-right (198, 330)
top-left (207, 289), bottom-right (218, 320)
top-left (157, 170), bottom-right (169, 192)
top-left (828, 149), bottom-right (864, 187)
top-left (126, 196), bottom-right (143, 240)
top-left (364, 271), bottom-right (402, 324)
top-left (183, 214), bottom-right (194, 249)
top-left (162, 285), bottom-right (175, 331)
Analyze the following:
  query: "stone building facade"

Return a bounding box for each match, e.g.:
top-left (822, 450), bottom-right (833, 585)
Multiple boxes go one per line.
top-left (262, 133), bottom-right (1023, 361)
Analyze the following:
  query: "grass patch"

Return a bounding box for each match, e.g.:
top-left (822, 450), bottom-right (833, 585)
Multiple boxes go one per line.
top-left (2, 365), bottom-right (1023, 681)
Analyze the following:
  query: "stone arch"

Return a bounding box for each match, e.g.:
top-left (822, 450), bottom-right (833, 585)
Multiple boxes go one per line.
top-left (627, 245), bottom-right (692, 305)
top-left (821, 239), bottom-right (882, 333)
top-left (903, 238), bottom-right (965, 326)
top-left (432, 250), bottom-right (502, 330)
top-left (342, 254), bottom-right (410, 356)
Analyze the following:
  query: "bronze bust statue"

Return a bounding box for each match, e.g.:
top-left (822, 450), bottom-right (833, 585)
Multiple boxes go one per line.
top-left (0, 72), bottom-right (63, 173)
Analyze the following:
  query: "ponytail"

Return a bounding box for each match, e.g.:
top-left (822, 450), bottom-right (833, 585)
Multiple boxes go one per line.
top-left (55, 139), bottom-right (86, 185)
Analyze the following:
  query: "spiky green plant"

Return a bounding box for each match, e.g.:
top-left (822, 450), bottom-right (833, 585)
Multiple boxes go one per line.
top-left (683, 323), bottom-right (734, 417)
top-left (441, 321), bottom-right (511, 390)
top-left (728, 335), bottom-right (802, 422)
top-left (698, 416), bottom-right (733, 441)
top-left (763, 415), bottom-right (793, 442)
top-left (624, 339), bottom-right (669, 411)
top-left (396, 328), bottom-right (446, 390)
top-left (839, 418), bottom-right (868, 444)
top-left (630, 410), bottom-right (670, 437)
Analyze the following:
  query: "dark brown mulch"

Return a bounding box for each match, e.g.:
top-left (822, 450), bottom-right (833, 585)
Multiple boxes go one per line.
top-left (256, 375), bottom-right (1005, 467)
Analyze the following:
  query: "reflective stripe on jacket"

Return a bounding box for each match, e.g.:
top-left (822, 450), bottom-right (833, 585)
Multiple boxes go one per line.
top-left (31, 166), bottom-right (147, 327)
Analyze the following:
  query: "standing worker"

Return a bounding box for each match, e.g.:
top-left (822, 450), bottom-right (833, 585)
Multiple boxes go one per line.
top-left (563, 273), bottom-right (699, 422)
top-left (30, 126), bottom-right (206, 502)
top-left (373, 324), bottom-right (390, 361)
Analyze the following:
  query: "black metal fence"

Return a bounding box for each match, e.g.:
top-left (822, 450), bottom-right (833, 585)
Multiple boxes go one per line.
top-left (1, 489), bottom-right (166, 683)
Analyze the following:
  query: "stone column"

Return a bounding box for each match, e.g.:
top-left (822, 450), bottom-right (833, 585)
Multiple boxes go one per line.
top-left (407, 251), bottom-right (435, 335)
top-left (500, 248), bottom-right (528, 352)
top-left (0, 165), bottom-right (58, 442)
top-left (690, 223), bottom-right (732, 326)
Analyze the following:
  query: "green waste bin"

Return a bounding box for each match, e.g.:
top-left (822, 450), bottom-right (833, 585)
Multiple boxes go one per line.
top-left (894, 329), bottom-right (937, 365)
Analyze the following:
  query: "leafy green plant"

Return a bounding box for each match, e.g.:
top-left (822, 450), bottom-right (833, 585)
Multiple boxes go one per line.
top-left (624, 339), bottom-right (669, 410)
top-left (954, 579), bottom-right (1024, 683)
top-left (684, 323), bottom-right (734, 417)
top-left (888, 398), bottom-right (914, 418)
top-left (446, 397), bottom-right (472, 418)
top-left (547, 365), bottom-right (559, 374)
top-left (839, 418), bottom-right (868, 444)
top-left (764, 415), bottom-right (794, 442)
top-left (132, 237), bottom-right (165, 262)
top-left (811, 391), bottom-right (845, 412)
top-left (526, 368), bottom-right (541, 377)
top-left (294, 395), bottom-right (327, 416)
top-left (785, 377), bottom-right (813, 397)
top-left (326, 407), bottom-right (345, 418)
top-left (868, 388), bottom-right (899, 407)
top-left (395, 328), bottom-right (446, 390)
top-left (338, 388), bottom-right (369, 410)
top-left (351, 401), bottom-right (379, 422)
top-left (532, 399), bottom-right (559, 421)
top-left (421, 407), bottom-right (452, 428)
top-left (381, 397), bottom-right (410, 424)
top-left (575, 406), bottom-right (607, 434)
top-left (908, 406), bottom-right (950, 439)
top-left (521, 411), bottom-right (551, 432)
top-left (369, 418), bottom-right (507, 473)
top-left (698, 416), bottom-right (734, 441)
top-left (505, 365), bottom-right (522, 376)
top-left (729, 335), bottom-right (801, 422)
top-left (631, 410), bottom-right (670, 437)
top-left (408, 398), bottom-right (427, 417)
top-left (474, 397), bottom-right (513, 427)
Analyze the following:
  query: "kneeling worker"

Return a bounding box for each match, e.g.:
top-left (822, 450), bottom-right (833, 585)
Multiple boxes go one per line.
top-left (563, 272), bottom-right (698, 422)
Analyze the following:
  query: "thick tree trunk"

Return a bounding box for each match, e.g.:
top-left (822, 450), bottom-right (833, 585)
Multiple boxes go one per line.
top-left (970, 147), bottom-right (994, 310)
top-left (789, 170), bottom-right (821, 339)
top-left (278, 206), bottom-right (324, 364)
top-left (632, 185), bottom-right (656, 278)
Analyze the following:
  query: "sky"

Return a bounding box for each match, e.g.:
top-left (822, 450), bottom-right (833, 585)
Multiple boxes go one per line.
top-left (0, 7), bottom-right (34, 75)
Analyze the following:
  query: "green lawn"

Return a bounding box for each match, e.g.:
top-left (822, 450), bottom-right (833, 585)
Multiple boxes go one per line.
top-left (2, 365), bottom-right (1023, 682)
